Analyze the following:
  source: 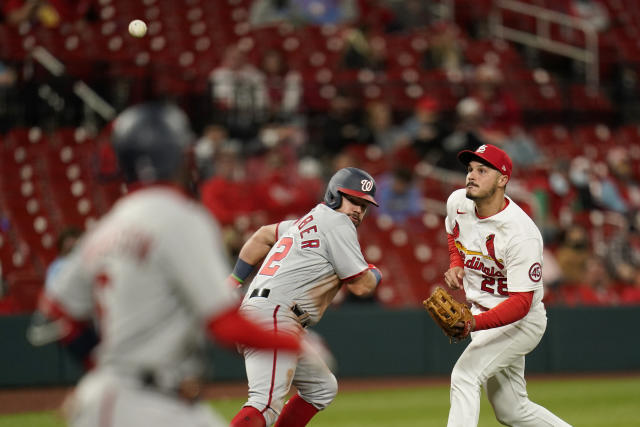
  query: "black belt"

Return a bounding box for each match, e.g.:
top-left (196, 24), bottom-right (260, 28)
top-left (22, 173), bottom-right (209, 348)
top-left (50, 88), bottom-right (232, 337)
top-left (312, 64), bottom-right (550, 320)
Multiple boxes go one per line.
top-left (140, 371), bottom-right (202, 403)
top-left (250, 288), bottom-right (271, 298)
top-left (249, 288), bottom-right (310, 328)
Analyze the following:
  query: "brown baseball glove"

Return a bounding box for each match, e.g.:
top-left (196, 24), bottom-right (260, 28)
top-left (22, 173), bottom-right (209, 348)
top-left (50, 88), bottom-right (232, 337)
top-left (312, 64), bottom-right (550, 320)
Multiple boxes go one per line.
top-left (423, 287), bottom-right (474, 342)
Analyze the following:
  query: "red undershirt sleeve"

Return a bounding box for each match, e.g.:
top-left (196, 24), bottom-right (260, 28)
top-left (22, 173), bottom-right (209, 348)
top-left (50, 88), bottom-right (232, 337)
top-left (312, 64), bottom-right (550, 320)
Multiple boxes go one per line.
top-left (474, 291), bottom-right (533, 330)
top-left (448, 234), bottom-right (464, 268)
top-left (206, 307), bottom-right (300, 351)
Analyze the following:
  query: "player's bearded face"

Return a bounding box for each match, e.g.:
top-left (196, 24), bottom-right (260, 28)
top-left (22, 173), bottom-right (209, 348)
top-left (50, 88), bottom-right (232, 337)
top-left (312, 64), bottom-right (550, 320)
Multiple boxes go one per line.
top-left (464, 162), bottom-right (501, 201)
top-left (337, 194), bottom-right (369, 227)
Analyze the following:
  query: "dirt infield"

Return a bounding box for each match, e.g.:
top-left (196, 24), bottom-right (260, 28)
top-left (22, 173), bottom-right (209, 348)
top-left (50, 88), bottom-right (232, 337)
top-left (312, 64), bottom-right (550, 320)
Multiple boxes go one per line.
top-left (0, 377), bottom-right (450, 415)
top-left (1, 372), bottom-right (638, 415)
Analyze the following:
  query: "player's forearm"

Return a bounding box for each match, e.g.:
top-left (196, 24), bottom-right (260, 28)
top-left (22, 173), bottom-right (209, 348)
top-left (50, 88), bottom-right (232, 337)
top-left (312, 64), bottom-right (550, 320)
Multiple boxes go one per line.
top-left (207, 307), bottom-right (300, 351)
top-left (237, 224), bottom-right (278, 265)
top-left (346, 266), bottom-right (381, 297)
top-left (447, 234), bottom-right (464, 268)
top-left (473, 291), bottom-right (533, 330)
top-left (27, 295), bottom-right (98, 369)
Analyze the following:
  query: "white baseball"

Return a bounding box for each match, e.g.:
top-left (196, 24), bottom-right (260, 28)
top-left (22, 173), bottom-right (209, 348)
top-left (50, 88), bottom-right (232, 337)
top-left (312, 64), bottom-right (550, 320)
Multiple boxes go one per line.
top-left (128, 19), bottom-right (147, 38)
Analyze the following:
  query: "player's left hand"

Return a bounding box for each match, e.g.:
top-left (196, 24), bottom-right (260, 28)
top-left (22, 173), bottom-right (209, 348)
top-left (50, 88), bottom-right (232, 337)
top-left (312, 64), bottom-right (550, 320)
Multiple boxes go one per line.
top-left (453, 316), bottom-right (475, 339)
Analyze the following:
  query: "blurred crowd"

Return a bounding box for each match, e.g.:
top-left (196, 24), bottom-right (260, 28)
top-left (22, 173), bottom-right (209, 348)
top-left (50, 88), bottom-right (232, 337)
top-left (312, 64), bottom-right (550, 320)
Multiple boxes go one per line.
top-left (1, 0), bottom-right (640, 308)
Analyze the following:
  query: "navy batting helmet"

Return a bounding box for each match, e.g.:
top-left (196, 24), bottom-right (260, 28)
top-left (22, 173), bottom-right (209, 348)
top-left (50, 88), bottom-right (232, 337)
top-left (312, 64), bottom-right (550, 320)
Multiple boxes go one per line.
top-left (111, 102), bottom-right (194, 183)
top-left (324, 167), bottom-right (378, 209)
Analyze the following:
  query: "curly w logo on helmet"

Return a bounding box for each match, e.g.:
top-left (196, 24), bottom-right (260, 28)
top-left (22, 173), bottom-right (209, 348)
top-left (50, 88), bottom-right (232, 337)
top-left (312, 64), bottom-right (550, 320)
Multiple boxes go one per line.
top-left (360, 180), bottom-right (373, 192)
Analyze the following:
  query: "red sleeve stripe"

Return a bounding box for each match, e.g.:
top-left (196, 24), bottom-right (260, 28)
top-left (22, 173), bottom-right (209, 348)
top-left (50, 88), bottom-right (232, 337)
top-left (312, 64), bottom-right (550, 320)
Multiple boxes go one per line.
top-left (38, 293), bottom-right (88, 342)
top-left (474, 291), bottom-right (533, 330)
top-left (38, 293), bottom-right (74, 320)
top-left (341, 267), bottom-right (369, 282)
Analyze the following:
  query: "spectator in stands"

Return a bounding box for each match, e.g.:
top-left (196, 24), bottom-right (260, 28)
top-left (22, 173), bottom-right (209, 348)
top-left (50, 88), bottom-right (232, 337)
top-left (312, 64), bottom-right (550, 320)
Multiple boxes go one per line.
top-left (423, 21), bottom-right (464, 72)
top-left (45, 226), bottom-right (82, 291)
top-left (496, 129), bottom-right (544, 171)
top-left (568, 156), bottom-right (598, 211)
top-left (2, 0), bottom-right (93, 27)
top-left (249, 0), bottom-right (298, 26)
top-left (605, 212), bottom-right (640, 288)
top-left (528, 158), bottom-right (577, 241)
top-left (200, 144), bottom-right (259, 257)
top-left (550, 224), bottom-right (618, 305)
top-left (295, 0), bottom-right (359, 25)
top-left (209, 45), bottom-right (268, 138)
top-left (402, 96), bottom-right (448, 165)
top-left (332, 148), bottom-right (362, 171)
top-left (437, 97), bottom-right (484, 171)
top-left (259, 49), bottom-right (303, 122)
top-left (0, 61), bottom-right (18, 133)
top-left (340, 25), bottom-right (387, 71)
top-left (315, 89), bottom-right (369, 157)
top-left (606, 147), bottom-right (640, 212)
top-left (590, 160), bottom-right (629, 214)
top-left (470, 64), bottom-right (522, 136)
top-left (374, 166), bottom-right (422, 224)
top-left (193, 124), bottom-right (233, 181)
top-left (357, 0), bottom-right (397, 33)
top-left (200, 144), bottom-right (255, 228)
top-left (0, 61), bottom-right (16, 87)
top-left (250, 0), bottom-right (358, 26)
top-left (555, 224), bottom-right (591, 287)
top-left (462, 64), bottom-right (540, 171)
top-left (249, 123), bottom-right (322, 222)
top-left (567, 0), bottom-right (610, 32)
top-left (362, 101), bottom-right (404, 152)
top-left (386, 0), bottom-right (433, 32)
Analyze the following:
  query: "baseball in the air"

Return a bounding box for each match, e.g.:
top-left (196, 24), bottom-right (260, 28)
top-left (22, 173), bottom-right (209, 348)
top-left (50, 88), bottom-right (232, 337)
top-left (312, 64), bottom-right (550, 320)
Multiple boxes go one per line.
top-left (128, 19), bottom-right (147, 38)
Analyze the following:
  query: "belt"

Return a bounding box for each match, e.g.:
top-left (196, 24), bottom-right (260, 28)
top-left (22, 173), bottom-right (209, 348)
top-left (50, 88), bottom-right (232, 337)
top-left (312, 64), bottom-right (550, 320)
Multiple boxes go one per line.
top-left (291, 304), bottom-right (311, 328)
top-left (250, 288), bottom-right (271, 298)
top-left (249, 288), bottom-right (310, 328)
top-left (140, 371), bottom-right (202, 403)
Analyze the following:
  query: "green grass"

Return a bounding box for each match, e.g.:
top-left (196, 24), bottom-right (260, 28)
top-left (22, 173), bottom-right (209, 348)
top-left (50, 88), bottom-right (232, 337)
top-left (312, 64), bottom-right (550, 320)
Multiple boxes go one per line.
top-left (2, 375), bottom-right (639, 426)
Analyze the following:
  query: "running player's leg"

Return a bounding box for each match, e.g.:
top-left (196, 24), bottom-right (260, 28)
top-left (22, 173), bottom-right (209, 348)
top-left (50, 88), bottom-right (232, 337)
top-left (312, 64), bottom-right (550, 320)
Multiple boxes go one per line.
top-left (448, 316), bottom-right (545, 427)
top-left (274, 337), bottom-right (338, 427)
top-left (486, 358), bottom-right (572, 427)
top-left (70, 371), bottom-right (226, 427)
top-left (447, 340), bottom-right (484, 427)
top-left (232, 345), bottom-right (298, 427)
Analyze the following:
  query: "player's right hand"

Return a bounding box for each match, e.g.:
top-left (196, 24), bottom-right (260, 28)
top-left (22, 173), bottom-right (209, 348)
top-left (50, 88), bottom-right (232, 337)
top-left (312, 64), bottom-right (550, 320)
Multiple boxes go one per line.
top-left (444, 266), bottom-right (465, 290)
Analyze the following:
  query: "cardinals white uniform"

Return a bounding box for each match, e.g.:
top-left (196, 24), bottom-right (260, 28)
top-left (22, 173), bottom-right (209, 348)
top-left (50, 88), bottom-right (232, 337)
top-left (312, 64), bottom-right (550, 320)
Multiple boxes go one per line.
top-left (44, 187), bottom-right (238, 427)
top-left (239, 203), bottom-right (369, 426)
top-left (445, 188), bottom-right (572, 427)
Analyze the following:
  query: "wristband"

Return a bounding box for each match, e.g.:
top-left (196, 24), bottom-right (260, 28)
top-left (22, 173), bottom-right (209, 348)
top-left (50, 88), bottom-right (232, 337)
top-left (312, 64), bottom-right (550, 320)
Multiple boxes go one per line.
top-left (232, 258), bottom-right (255, 284)
top-left (368, 263), bottom-right (382, 286)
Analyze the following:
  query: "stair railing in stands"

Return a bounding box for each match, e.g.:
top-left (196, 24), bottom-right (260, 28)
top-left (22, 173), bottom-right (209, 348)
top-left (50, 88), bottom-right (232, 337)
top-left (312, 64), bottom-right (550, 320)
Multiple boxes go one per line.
top-left (489, 0), bottom-right (599, 90)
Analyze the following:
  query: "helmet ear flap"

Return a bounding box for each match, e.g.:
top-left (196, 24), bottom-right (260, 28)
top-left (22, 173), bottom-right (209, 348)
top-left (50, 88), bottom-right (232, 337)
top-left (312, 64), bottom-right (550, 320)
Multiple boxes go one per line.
top-left (324, 188), bottom-right (342, 209)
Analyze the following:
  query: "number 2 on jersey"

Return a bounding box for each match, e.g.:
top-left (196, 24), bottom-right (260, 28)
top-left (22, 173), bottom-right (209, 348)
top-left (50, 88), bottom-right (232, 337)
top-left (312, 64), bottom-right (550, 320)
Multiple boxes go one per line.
top-left (259, 237), bottom-right (293, 276)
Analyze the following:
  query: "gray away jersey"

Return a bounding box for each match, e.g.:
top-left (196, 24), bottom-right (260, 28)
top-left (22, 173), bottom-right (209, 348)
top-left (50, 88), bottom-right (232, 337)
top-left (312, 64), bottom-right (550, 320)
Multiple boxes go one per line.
top-left (242, 203), bottom-right (369, 325)
top-left (46, 187), bottom-right (239, 383)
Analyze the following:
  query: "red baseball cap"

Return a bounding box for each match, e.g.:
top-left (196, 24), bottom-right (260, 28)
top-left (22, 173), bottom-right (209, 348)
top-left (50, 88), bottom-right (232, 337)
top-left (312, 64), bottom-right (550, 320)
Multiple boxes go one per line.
top-left (457, 144), bottom-right (513, 178)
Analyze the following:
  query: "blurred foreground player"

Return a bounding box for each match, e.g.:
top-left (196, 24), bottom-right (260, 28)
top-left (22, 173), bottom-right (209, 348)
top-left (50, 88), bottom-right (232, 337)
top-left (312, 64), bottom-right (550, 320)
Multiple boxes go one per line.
top-left (229, 167), bottom-right (383, 427)
top-left (27, 102), bottom-right (300, 427)
top-left (441, 144), bottom-right (571, 426)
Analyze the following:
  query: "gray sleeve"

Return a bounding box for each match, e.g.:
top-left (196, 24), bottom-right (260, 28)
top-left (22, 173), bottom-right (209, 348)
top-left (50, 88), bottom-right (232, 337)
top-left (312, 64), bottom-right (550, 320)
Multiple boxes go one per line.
top-left (47, 246), bottom-right (94, 320)
top-left (323, 220), bottom-right (368, 280)
top-left (163, 209), bottom-right (239, 320)
top-left (277, 219), bottom-right (297, 239)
